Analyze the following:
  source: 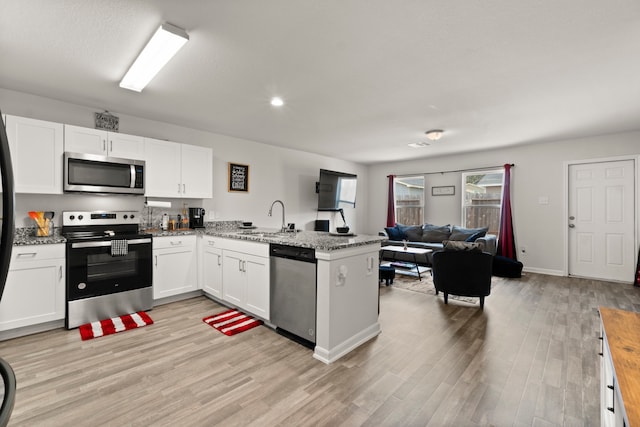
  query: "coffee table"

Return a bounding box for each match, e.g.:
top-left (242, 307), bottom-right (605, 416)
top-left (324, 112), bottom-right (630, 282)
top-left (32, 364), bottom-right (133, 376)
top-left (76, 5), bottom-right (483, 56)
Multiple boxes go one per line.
top-left (380, 245), bottom-right (432, 280)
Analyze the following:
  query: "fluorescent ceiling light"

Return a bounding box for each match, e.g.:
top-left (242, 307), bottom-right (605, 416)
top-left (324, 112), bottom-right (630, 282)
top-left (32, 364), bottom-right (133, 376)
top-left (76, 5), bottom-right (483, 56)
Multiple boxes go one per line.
top-left (120, 23), bottom-right (189, 92)
top-left (408, 141), bottom-right (430, 148)
top-left (270, 97), bottom-right (284, 107)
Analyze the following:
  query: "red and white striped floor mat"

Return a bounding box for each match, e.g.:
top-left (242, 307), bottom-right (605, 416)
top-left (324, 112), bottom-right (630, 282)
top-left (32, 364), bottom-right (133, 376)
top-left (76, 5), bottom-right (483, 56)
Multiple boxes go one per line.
top-left (78, 311), bottom-right (154, 341)
top-left (202, 309), bottom-right (262, 336)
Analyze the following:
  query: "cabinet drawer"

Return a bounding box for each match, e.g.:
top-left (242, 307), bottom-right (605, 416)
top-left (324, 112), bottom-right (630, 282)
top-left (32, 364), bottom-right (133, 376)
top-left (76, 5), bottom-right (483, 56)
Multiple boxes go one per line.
top-left (153, 235), bottom-right (196, 249)
top-left (218, 238), bottom-right (269, 258)
top-left (11, 244), bottom-right (65, 264)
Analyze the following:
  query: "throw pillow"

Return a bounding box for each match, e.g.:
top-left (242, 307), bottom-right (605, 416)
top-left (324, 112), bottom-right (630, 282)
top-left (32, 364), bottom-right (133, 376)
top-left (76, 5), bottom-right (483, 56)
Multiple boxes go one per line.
top-left (384, 226), bottom-right (404, 241)
top-left (449, 226), bottom-right (488, 241)
top-left (421, 224), bottom-right (451, 243)
top-left (404, 226), bottom-right (423, 241)
top-left (443, 240), bottom-right (482, 252)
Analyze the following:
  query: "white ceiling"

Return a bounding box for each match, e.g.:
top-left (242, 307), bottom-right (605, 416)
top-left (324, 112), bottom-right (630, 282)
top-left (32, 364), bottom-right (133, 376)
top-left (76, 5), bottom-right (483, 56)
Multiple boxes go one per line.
top-left (1, 1), bottom-right (639, 164)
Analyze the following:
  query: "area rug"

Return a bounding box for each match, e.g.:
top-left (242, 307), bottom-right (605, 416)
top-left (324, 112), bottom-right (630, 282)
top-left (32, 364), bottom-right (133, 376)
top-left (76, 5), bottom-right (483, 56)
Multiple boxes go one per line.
top-left (387, 273), bottom-right (479, 305)
top-left (79, 311), bottom-right (154, 340)
top-left (203, 309), bottom-right (262, 336)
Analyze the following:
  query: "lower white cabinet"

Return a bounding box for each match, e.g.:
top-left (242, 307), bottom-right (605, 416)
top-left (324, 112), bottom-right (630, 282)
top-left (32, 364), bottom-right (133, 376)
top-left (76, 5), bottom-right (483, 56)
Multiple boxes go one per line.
top-left (201, 236), bottom-right (223, 299)
top-left (219, 239), bottom-right (270, 320)
top-left (600, 320), bottom-right (628, 427)
top-left (153, 235), bottom-right (198, 300)
top-left (0, 244), bottom-right (65, 331)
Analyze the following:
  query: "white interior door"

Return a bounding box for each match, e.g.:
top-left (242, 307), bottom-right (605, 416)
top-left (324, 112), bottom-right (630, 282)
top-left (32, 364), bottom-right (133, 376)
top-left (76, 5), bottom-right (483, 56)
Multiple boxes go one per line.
top-left (568, 160), bottom-right (636, 282)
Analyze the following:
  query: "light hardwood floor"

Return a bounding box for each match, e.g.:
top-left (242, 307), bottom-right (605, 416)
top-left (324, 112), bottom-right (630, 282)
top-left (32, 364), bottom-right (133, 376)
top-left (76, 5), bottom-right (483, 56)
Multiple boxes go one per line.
top-left (2, 272), bottom-right (640, 426)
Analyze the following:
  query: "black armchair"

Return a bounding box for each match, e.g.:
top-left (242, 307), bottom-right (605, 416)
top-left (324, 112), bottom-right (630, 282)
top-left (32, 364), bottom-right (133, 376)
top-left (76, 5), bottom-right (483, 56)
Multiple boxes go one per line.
top-left (432, 250), bottom-right (493, 309)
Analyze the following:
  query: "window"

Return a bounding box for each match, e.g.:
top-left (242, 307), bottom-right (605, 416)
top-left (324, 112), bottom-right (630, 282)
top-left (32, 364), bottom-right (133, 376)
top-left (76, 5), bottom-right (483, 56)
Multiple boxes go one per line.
top-left (394, 176), bottom-right (424, 226)
top-left (462, 170), bottom-right (503, 235)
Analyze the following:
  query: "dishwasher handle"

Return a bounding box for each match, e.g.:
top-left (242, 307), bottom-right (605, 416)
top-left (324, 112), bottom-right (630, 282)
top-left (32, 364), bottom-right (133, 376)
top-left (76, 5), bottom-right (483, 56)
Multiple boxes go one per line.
top-left (269, 244), bottom-right (316, 263)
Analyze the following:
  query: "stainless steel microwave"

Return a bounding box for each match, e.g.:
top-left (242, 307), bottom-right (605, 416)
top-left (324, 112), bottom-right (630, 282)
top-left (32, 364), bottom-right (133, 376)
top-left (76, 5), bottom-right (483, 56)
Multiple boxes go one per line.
top-left (64, 152), bottom-right (145, 195)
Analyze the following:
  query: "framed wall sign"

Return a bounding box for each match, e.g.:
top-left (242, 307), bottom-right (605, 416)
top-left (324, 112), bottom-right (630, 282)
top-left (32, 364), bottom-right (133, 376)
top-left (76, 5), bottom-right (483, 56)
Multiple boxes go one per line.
top-left (432, 185), bottom-right (455, 196)
top-left (228, 163), bottom-right (249, 192)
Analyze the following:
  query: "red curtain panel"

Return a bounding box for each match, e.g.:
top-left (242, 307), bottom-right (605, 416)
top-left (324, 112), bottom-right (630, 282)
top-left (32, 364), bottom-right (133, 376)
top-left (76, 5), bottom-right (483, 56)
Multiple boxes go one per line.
top-left (386, 175), bottom-right (396, 227)
top-left (497, 164), bottom-right (517, 260)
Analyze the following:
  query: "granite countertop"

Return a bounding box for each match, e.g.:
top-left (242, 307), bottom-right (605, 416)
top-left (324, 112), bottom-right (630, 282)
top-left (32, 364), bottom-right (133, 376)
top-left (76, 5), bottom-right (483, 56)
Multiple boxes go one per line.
top-left (204, 228), bottom-right (385, 251)
top-left (13, 228), bottom-right (67, 246)
top-left (12, 225), bottom-right (385, 251)
top-left (144, 228), bottom-right (200, 237)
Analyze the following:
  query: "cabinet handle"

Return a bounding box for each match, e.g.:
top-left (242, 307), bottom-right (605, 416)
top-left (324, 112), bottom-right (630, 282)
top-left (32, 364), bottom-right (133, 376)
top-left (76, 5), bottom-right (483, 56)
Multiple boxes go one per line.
top-left (183, 183), bottom-right (186, 194)
top-left (103, 139), bottom-right (106, 152)
top-left (110, 140), bottom-right (113, 152)
top-left (238, 259), bottom-right (242, 272)
top-left (178, 183), bottom-right (181, 194)
top-left (170, 241), bottom-right (182, 246)
top-left (155, 255), bottom-right (158, 266)
top-left (59, 265), bottom-right (62, 280)
top-left (17, 252), bottom-right (37, 258)
top-left (208, 240), bottom-right (215, 246)
top-left (607, 383), bottom-right (615, 413)
top-left (217, 255), bottom-right (221, 266)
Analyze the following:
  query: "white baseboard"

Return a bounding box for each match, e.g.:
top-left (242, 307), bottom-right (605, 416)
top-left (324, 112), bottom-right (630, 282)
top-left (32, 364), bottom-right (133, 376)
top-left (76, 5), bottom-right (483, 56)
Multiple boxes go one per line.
top-left (313, 322), bottom-right (381, 364)
top-left (521, 267), bottom-right (564, 276)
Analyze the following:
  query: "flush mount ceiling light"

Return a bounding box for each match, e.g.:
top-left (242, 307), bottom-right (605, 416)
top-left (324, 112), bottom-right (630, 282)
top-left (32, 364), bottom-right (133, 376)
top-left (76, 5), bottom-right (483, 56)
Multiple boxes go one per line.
top-left (408, 141), bottom-right (430, 148)
top-left (425, 129), bottom-right (444, 141)
top-left (119, 23), bottom-right (189, 92)
top-left (270, 96), bottom-right (284, 107)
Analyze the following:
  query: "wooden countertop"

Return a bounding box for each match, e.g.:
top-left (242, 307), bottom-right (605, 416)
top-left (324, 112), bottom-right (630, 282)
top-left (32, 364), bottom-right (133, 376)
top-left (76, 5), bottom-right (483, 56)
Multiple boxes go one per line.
top-left (600, 307), bottom-right (640, 426)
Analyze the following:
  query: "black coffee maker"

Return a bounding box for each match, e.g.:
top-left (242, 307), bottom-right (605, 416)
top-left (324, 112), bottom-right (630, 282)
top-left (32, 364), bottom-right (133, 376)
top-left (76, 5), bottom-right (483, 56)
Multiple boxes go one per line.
top-left (188, 207), bottom-right (205, 228)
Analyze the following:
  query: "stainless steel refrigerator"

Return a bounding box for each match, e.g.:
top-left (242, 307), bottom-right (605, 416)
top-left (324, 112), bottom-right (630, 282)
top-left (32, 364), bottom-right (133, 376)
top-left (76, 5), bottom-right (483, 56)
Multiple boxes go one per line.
top-left (0, 111), bottom-right (17, 426)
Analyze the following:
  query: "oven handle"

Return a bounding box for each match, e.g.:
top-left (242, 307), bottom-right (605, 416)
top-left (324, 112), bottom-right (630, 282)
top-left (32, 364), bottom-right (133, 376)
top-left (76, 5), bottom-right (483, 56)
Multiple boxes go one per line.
top-left (71, 238), bottom-right (152, 249)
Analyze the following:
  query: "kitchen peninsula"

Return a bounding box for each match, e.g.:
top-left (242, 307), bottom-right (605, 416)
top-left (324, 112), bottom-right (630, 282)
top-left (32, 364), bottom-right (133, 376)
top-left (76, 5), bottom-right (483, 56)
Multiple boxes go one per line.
top-left (4, 224), bottom-right (384, 364)
top-left (204, 228), bottom-right (385, 364)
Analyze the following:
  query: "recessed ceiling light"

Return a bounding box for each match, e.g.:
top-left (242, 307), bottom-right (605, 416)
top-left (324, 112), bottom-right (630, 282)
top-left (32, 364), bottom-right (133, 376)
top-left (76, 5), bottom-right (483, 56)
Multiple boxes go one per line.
top-left (270, 97), bottom-right (284, 107)
top-left (408, 141), bottom-right (430, 148)
top-left (425, 129), bottom-right (444, 141)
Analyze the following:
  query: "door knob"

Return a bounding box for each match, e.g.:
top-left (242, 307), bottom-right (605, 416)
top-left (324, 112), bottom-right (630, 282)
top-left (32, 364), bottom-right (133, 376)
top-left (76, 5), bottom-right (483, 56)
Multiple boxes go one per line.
top-left (569, 224), bottom-right (575, 228)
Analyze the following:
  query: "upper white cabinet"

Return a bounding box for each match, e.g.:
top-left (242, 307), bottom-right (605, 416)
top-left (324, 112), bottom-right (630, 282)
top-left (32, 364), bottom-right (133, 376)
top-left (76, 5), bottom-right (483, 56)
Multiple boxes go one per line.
top-left (5, 115), bottom-right (64, 194)
top-left (145, 138), bottom-right (212, 199)
top-left (64, 125), bottom-right (145, 160)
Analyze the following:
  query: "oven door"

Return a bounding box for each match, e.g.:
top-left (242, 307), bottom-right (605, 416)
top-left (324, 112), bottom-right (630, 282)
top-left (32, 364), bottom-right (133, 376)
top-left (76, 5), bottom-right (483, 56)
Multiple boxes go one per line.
top-left (67, 237), bottom-right (152, 301)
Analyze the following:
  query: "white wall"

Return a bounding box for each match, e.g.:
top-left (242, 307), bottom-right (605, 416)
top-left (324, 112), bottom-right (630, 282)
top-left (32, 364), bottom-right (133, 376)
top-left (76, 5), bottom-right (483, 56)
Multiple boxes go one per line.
top-left (1, 88), bottom-right (369, 233)
top-left (367, 133), bottom-right (640, 275)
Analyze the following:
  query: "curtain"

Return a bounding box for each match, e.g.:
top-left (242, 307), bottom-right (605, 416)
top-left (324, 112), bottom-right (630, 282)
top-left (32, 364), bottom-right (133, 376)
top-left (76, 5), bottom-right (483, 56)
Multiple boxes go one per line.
top-left (497, 164), bottom-right (517, 260)
top-left (635, 249), bottom-right (640, 287)
top-left (386, 175), bottom-right (395, 227)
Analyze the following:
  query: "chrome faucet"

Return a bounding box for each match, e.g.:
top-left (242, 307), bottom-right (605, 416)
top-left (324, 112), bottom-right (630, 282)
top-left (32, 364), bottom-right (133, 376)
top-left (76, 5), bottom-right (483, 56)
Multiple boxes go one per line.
top-left (268, 200), bottom-right (287, 232)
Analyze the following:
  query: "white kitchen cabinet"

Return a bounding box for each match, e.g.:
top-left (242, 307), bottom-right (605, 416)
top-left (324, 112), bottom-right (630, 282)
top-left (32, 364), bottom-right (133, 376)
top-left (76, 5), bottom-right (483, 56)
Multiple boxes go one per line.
top-left (201, 236), bottom-right (223, 299)
top-left (144, 138), bottom-right (212, 198)
top-left (180, 143), bottom-right (213, 198)
top-left (153, 235), bottom-right (198, 300)
top-left (64, 125), bottom-right (145, 160)
top-left (219, 239), bottom-right (269, 320)
top-left (600, 310), bottom-right (630, 427)
top-left (5, 115), bottom-right (64, 194)
top-left (0, 244), bottom-right (65, 331)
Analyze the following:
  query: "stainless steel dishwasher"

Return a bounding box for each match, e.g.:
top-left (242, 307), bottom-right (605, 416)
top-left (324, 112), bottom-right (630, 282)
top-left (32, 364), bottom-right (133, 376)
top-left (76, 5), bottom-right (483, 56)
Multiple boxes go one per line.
top-left (270, 243), bottom-right (317, 348)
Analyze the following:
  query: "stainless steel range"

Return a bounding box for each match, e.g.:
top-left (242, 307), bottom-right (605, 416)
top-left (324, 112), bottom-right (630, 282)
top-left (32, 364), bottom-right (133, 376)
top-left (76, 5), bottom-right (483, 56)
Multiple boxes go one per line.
top-left (62, 211), bottom-right (153, 329)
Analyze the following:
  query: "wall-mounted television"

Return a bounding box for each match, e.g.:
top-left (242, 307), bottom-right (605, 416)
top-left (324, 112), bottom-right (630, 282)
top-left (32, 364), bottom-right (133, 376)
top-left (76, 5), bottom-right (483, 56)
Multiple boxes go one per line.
top-left (316, 169), bottom-right (357, 211)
